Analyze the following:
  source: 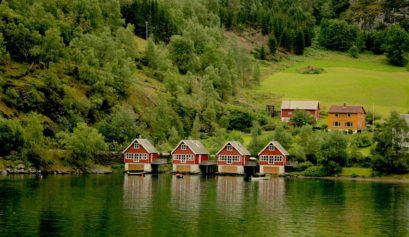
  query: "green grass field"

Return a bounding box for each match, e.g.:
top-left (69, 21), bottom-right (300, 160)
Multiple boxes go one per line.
top-left (255, 51), bottom-right (409, 117)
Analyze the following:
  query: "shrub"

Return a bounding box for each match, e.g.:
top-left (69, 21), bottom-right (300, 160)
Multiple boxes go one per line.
top-left (290, 109), bottom-right (315, 127)
top-left (303, 166), bottom-right (332, 177)
top-left (294, 161), bottom-right (313, 171)
top-left (319, 19), bottom-right (361, 51)
top-left (296, 65), bottom-right (326, 74)
top-left (348, 45), bottom-right (359, 58)
top-left (382, 24), bottom-right (409, 66)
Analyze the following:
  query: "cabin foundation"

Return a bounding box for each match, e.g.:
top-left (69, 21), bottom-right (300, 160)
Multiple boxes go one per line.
top-left (259, 165), bottom-right (284, 175)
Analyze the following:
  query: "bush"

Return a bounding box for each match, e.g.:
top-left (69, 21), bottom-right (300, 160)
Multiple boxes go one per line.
top-left (303, 166), bottom-right (332, 177)
top-left (294, 161), bottom-right (313, 171)
top-left (296, 65), bottom-right (326, 74)
top-left (348, 45), bottom-right (359, 58)
top-left (382, 24), bottom-right (409, 66)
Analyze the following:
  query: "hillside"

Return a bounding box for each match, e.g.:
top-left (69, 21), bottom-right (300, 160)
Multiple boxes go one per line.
top-left (246, 50), bottom-right (409, 117)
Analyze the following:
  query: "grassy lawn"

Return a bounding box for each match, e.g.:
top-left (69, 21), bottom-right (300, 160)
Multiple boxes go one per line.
top-left (251, 50), bottom-right (409, 117)
top-left (339, 167), bottom-right (372, 177)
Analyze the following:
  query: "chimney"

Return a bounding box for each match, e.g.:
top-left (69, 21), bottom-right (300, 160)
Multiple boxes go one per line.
top-left (231, 138), bottom-right (235, 141)
top-left (188, 136), bottom-right (192, 140)
top-left (139, 134), bottom-right (142, 139)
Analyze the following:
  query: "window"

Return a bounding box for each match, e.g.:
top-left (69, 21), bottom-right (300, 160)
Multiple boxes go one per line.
top-left (227, 145), bottom-right (233, 151)
top-left (333, 121), bottom-right (341, 127)
top-left (133, 143), bottom-right (140, 149)
top-left (345, 122), bottom-right (353, 127)
top-left (260, 155), bottom-right (282, 164)
top-left (126, 153), bottom-right (147, 162)
top-left (219, 155), bottom-right (240, 164)
top-left (268, 144), bottom-right (275, 151)
top-left (347, 113), bottom-right (351, 118)
top-left (174, 154), bottom-right (194, 163)
top-left (335, 113), bottom-right (339, 118)
top-left (288, 112), bottom-right (292, 115)
top-left (181, 144), bottom-right (187, 150)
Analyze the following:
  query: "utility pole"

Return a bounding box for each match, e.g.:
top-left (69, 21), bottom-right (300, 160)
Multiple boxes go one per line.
top-left (372, 103), bottom-right (375, 133)
top-left (145, 21), bottom-right (149, 41)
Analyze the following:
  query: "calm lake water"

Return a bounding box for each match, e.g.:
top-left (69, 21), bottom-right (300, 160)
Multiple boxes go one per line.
top-left (0, 174), bottom-right (408, 237)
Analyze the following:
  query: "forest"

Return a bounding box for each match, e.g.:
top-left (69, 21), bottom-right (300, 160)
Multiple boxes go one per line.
top-left (0, 0), bottom-right (409, 175)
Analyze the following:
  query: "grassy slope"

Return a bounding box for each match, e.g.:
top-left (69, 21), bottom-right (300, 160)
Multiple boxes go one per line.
top-left (248, 50), bottom-right (409, 117)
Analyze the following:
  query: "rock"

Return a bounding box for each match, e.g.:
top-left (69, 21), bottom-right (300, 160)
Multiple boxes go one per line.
top-left (17, 164), bottom-right (25, 169)
top-left (1, 169), bottom-right (7, 176)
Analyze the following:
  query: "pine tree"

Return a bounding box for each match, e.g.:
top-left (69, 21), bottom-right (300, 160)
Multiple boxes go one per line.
top-left (259, 45), bottom-right (266, 60)
top-left (191, 113), bottom-right (201, 139)
top-left (252, 63), bottom-right (260, 85)
top-left (268, 33), bottom-right (277, 54)
top-left (294, 28), bottom-right (305, 55)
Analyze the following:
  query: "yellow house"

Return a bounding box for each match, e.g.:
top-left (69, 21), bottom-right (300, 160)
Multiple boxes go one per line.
top-left (328, 105), bottom-right (366, 133)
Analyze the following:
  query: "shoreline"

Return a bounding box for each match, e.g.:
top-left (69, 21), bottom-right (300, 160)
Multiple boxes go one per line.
top-left (286, 174), bottom-right (409, 183)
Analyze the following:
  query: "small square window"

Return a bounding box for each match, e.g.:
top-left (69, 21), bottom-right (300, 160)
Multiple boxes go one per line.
top-left (268, 144), bottom-right (275, 151)
top-left (288, 112), bottom-right (293, 115)
top-left (347, 113), bottom-right (351, 118)
top-left (181, 144), bottom-right (187, 150)
top-left (335, 113), bottom-right (339, 118)
top-left (134, 143), bottom-right (140, 149)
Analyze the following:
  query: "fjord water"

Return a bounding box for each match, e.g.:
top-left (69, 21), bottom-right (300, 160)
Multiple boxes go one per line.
top-left (0, 174), bottom-right (408, 237)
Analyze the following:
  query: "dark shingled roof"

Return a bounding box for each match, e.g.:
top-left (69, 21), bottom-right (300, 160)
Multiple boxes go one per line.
top-left (328, 105), bottom-right (365, 114)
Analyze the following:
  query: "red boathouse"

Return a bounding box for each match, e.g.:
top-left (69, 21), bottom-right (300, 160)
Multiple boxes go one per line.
top-left (258, 140), bottom-right (289, 174)
top-left (217, 141), bottom-right (251, 174)
top-left (123, 137), bottom-right (159, 172)
top-left (171, 139), bottom-right (209, 173)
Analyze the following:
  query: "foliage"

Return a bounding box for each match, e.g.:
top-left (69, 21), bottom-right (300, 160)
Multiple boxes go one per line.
top-left (290, 109), bottom-right (315, 127)
top-left (382, 24), bottom-right (409, 66)
top-left (296, 65), bottom-right (326, 74)
top-left (303, 166), bottom-right (332, 177)
top-left (348, 45), bottom-right (359, 58)
top-left (319, 19), bottom-right (361, 51)
top-left (0, 117), bottom-right (23, 156)
top-left (64, 123), bottom-right (107, 168)
top-left (294, 161), bottom-right (313, 171)
top-left (268, 33), bottom-right (277, 54)
top-left (318, 131), bottom-right (348, 174)
top-left (272, 126), bottom-right (293, 150)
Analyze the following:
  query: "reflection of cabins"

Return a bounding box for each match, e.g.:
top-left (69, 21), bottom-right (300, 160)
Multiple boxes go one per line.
top-left (171, 175), bottom-right (200, 212)
top-left (258, 178), bottom-right (285, 205)
top-left (123, 174), bottom-right (152, 210)
top-left (123, 138), bottom-right (159, 172)
top-left (258, 141), bottom-right (289, 175)
top-left (216, 176), bottom-right (244, 212)
top-left (217, 141), bottom-right (251, 174)
top-left (171, 139), bottom-right (209, 173)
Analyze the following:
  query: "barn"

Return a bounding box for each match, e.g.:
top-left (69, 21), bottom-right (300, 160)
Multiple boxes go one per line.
top-left (123, 138), bottom-right (159, 172)
top-left (217, 141), bottom-right (250, 174)
top-left (281, 100), bottom-right (320, 123)
top-left (171, 139), bottom-right (209, 173)
top-left (258, 140), bottom-right (289, 175)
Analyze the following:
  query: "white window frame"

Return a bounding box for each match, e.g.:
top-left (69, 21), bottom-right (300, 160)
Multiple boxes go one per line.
top-left (333, 121), bottom-right (341, 127)
top-left (268, 144), bottom-right (275, 151)
top-left (126, 153), bottom-right (147, 162)
top-left (288, 111), bottom-right (292, 115)
top-left (345, 122), bottom-right (353, 127)
top-left (174, 154), bottom-right (194, 163)
top-left (134, 143), bottom-right (140, 149)
top-left (181, 144), bottom-right (187, 150)
top-left (227, 145), bottom-right (233, 151)
top-left (347, 113), bottom-right (351, 118)
top-left (335, 113), bottom-right (339, 118)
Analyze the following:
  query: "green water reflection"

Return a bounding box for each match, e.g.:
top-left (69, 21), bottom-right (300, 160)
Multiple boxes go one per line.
top-left (0, 174), bottom-right (408, 236)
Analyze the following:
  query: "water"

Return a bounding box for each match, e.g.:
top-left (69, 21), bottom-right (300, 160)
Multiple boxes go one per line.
top-left (0, 174), bottom-right (408, 237)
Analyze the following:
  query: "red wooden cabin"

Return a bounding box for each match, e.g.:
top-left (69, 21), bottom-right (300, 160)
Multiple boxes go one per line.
top-left (123, 138), bottom-right (159, 172)
top-left (171, 140), bottom-right (209, 173)
top-left (281, 100), bottom-right (320, 123)
top-left (217, 141), bottom-right (250, 174)
top-left (258, 140), bottom-right (289, 174)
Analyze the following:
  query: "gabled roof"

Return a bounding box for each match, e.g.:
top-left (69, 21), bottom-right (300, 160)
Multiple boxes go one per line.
top-left (258, 141), bottom-right (290, 156)
top-left (328, 105), bottom-right (365, 114)
top-left (171, 140), bottom-right (209, 155)
top-left (216, 141), bottom-right (251, 156)
top-left (122, 138), bottom-right (159, 154)
top-left (281, 100), bottom-right (319, 110)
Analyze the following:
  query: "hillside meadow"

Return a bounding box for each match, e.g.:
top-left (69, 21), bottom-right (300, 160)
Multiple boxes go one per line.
top-left (252, 51), bottom-right (409, 117)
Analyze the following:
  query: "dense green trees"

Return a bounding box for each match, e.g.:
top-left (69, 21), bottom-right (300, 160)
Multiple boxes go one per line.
top-left (319, 19), bottom-right (361, 51)
top-left (290, 110), bottom-right (315, 127)
top-left (382, 25), bottom-right (409, 66)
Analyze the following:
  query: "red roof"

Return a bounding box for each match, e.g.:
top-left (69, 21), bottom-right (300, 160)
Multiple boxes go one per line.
top-left (328, 105), bottom-right (365, 114)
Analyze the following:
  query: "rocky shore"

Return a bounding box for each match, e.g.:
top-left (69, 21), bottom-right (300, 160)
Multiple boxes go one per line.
top-left (0, 164), bottom-right (113, 175)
